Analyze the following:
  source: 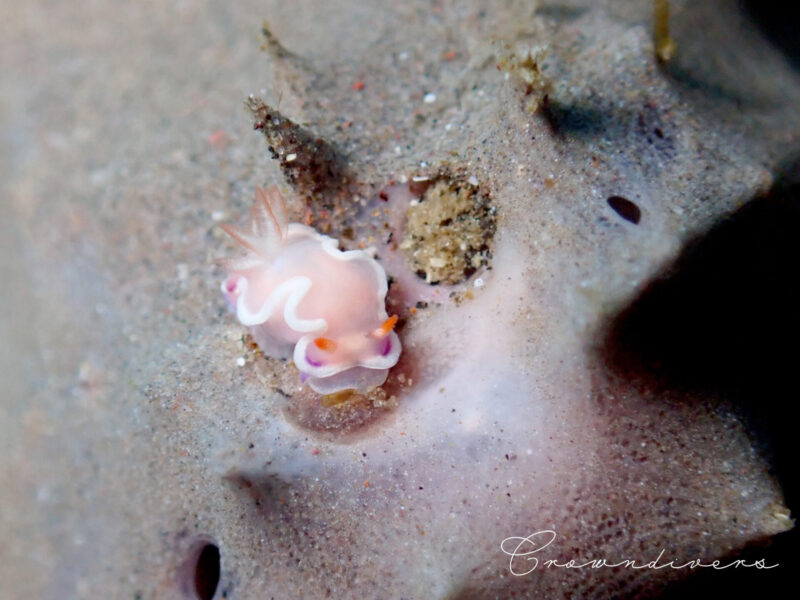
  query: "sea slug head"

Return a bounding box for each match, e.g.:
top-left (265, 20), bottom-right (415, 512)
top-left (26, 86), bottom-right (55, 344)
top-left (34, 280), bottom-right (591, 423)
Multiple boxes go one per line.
top-left (294, 315), bottom-right (402, 394)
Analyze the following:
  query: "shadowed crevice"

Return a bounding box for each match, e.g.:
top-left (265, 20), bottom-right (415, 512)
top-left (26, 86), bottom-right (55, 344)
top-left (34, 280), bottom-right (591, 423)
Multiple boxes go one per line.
top-left (602, 180), bottom-right (800, 598)
top-left (604, 188), bottom-right (800, 398)
top-left (743, 0), bottom-right (800, 69)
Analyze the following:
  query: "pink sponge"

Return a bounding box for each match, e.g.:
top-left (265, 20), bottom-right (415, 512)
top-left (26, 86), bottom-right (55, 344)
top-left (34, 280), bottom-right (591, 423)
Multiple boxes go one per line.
top-left (220, 187), bottom-right (401, 394)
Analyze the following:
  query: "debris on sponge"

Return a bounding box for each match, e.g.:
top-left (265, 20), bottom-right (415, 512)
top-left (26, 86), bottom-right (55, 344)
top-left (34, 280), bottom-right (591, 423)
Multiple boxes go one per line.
top-left (497, 45), bottom-right (551, 113)
top-left (653, 0), bottom-right (677, 63)
top-left (399, 177), bottom-right (496, 285)
top-left (246, 96), bottom-right (351, 208)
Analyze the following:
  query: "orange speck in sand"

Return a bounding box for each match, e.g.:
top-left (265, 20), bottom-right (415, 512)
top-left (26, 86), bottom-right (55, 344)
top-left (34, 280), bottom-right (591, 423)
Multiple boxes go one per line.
top-left (208, 129), bottom-right (228, 149)
top-left (352, 81), bottom-right (365, 91)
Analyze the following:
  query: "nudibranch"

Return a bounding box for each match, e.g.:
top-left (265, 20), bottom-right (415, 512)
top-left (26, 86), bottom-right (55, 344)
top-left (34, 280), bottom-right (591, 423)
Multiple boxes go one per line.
top-left (220, 187), bottom-right (401, 395)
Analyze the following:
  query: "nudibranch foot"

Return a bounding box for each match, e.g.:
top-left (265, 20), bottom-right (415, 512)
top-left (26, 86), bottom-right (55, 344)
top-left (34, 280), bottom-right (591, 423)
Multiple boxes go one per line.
top-left (220, 186), bottom-right (402, 396)
top-left (306, 365), bottom-right (391, 396)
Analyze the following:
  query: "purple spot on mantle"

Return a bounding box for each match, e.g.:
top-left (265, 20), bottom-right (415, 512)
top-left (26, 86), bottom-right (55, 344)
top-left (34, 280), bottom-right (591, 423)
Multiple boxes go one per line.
top-left (380, 338), bottom-right (392, 356)
top-left (306, 353), bottom-right (323, 367)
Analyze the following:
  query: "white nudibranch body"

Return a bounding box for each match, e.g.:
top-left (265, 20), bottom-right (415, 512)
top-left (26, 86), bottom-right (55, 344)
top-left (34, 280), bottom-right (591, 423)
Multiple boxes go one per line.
top-left (220, 187), bottom-right (401, 394)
